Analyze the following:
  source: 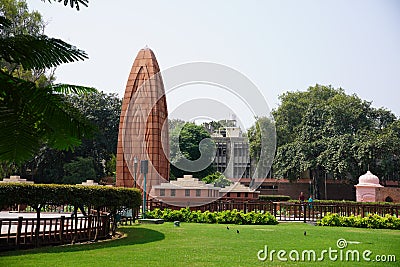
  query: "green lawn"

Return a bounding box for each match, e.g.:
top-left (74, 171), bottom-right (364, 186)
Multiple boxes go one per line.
top-left (1, 222), bottom-right (399, 267)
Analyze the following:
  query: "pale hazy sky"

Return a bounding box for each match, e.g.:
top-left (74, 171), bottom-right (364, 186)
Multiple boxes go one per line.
top-left (26, 0), bottom-right (400, 127)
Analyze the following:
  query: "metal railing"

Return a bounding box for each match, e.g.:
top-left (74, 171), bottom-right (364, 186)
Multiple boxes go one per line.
top-left (147, 199), bottom-right (400, 222)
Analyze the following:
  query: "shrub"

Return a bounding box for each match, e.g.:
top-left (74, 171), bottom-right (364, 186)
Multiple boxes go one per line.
top-left (317, 213), bottom-right (400, 230)
top-left (0, 183), bottom-right (141, 211)
top-left (146, 208), bottom-right (278, 225)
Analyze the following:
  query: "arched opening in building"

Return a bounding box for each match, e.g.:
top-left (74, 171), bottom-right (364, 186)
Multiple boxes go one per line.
top-left (385, 196), bottom-right (393, 202)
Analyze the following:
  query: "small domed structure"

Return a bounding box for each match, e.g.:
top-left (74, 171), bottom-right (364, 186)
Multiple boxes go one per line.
top-left (358, 171), bottom-right (382, 186)
top-left (355, 171), bottom-right (382, 202)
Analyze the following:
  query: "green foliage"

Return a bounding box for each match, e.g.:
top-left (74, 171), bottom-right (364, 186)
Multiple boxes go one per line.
top-left (317, 213), bottom-right (400, 230)
top-left (246, 116), bottom-right (276, 178)
top-left (0, 0), bottom-right (44, 36)
top-left (258, 195), bottom-right (291, 201)
top-left (45, 0), bottom-right (88, 11)
top-left (272, 84), bottom-right (400, 197)
top-left (0, 183), bottom-right (141, 210)
top-left (22, 92), bottom-right (121, 184)
top-left (0, 2), bottom-right (96, 164)
top-left (202, 172), bottom-right (232, 187)
top-left (146, 207), bottom-right (278, 225)
top-left (170, 122), bottom-right (215, 179)
top-left (62, 156), bottom-right (96, 184)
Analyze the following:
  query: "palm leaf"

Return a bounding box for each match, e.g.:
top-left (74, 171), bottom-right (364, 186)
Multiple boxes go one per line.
top-left (0, 70), bottom-right (95, 163)
top-left (52, 83), bottom-right (97, 95)
top-left (0, 35), bottom-right (88, 70)
top-left (0, 107), bottom-right (41, 163)
top-left (45, 0), bottom-right (89, 11)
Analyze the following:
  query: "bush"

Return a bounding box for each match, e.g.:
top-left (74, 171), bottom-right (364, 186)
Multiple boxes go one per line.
top-left (317, 213), bottom-right (400, 230)
top-left (259, 195), bottom-right (291, 202)
top-left (146, 208), bottom-right (278, 225)
top-left (0, 183), bottom-right (141, 211)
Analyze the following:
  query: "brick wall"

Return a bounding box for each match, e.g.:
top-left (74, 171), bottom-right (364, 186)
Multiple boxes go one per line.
top-left (375, 187), bottom-right (400, 203)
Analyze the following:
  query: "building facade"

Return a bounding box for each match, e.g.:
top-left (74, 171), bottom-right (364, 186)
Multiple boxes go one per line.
top-left (211, 123), bottom-right (251, 179)
top-left (150, 175), bottom-right (221, 207)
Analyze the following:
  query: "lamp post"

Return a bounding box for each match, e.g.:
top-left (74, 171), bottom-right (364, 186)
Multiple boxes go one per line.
top-left (133, 157), bottom-right (138, 188)
top-left (324, 173), bottom-right (327, 200)
top-left (140, 160), bottom-right (148, 219)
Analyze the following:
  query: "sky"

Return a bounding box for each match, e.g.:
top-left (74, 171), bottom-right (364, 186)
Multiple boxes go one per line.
top-left (26, 0), bottom-right (400, 128)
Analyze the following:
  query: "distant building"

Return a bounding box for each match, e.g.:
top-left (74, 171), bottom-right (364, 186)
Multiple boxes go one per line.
top-left (150, 175), bottom-right (260, 206)
top-left (0, 175), bottom-right (33, 184)
top-left (220, 182), bottom-right (260, 200)
top-left (208, 121), bottom-right (251, 179)
top-left (150, 175), bottom-right (221, 207)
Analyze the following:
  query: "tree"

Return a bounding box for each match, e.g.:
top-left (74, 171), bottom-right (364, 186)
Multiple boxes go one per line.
top-left (170, 122), bottom-right (215, 179)
top-left (202, 171), bottom-right (232, 188)
top-left (0, 0), bottom-right (95, 165)
top-left (1, 0), bottom-right (44, 35)
top-left (66, 91), bottom-right (121, 178)
top-left (272, 84), bottom-right (400, 198)
top-left (22, 92), bottom-right (121, 183)
top-left (62, 156), bottom-right (95, 184)
top-left (246, 116), bottom-right (276, 178)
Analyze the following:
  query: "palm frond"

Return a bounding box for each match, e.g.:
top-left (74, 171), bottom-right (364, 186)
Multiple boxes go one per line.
top-left (0, 70), bottom-right (95, 163)
top-left (0, 106), bottom-right (41, 163)
top-left (0, 35), bottom-right (88, 70)
top-left (44, 0), bottom-right (89, 11)
top-left (52, 83), bottom-right (97, 95)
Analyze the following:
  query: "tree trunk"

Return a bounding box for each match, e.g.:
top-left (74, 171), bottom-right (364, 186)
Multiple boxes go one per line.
top-left (312, 168), bottom-right (323, 199)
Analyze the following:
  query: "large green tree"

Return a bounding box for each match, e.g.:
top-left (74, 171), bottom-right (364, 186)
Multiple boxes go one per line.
top-left (66, 91), bottom-right (121, 177)
top-left (246, 116), bottom-right (276, 178)
top-left (0, 0), bottom-right (95, 166)
top-left (272, 85), bottom-right (400, 198)
top-left (23, 92), bottom-right (121, 183)
top-left (169, 122), bottom-right (215, 179)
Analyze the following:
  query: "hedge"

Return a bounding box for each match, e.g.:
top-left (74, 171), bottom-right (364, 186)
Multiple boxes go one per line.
top-left (146, 208), bottom-right (278, 225)
top-left (317, 213), bottom-right (400, 230)
top-left (0, 183), bottom-right (141, 211)
top-left (259, 195), bottom-right (291, 201)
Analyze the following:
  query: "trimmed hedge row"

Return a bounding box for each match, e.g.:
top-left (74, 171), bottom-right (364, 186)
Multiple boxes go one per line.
top-left (259, 195), bottom-right (291, 201)
top-left (0, 183), bottom-right (141, 210)
top-left (317, 213), bottom-right (400, 230)
top-left (146, 208), bottom-right (278, 225)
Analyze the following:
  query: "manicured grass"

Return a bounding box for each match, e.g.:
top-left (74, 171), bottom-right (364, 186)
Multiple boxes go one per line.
top-left (1, 222), bottom-right (399, 267)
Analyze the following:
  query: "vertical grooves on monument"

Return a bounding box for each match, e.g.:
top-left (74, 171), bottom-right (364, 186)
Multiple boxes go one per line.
top-left (116, 48), bottom-right (170, 189)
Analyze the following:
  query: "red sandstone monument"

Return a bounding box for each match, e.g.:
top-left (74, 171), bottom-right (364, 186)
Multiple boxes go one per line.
top-left (116, 47), bottom-right (170, 190)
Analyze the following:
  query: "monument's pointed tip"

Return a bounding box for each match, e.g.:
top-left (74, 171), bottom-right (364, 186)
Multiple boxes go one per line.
top-left (142, 45), bottom-right (152, 51)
